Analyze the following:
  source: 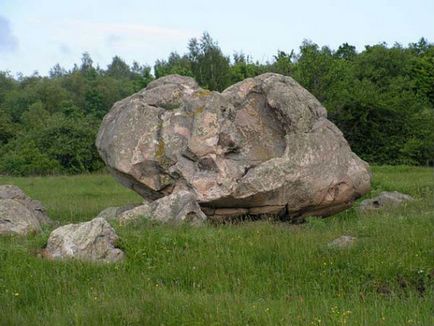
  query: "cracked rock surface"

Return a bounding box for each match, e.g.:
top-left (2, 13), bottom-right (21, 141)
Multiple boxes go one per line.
top-left (96, 73), bottom-right (371, 221)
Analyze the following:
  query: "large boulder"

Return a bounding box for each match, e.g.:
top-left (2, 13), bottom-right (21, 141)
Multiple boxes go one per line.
top-left (96, 73), bottom-right (371, 221)
top-left (44, 217), bottom-right (124, 262)
top-left (0, 185), bottom-right (51, 225)
top-left (0, 199), bottom-right (42, 235)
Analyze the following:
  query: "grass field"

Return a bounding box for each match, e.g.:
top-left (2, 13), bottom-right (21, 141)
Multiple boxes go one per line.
top-left (0, 166), bottom-right (433, 325)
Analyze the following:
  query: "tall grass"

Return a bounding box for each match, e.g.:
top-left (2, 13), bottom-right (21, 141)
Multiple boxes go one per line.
top-left (0, 166), bottom-right (433, 325)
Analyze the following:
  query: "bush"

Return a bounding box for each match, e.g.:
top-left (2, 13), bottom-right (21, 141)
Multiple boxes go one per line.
top-left (0, 138), bottom-right (61, 176)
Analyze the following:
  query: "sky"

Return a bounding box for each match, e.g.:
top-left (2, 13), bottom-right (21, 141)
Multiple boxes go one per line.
top-left (0, 0), bottom-right (433, 76)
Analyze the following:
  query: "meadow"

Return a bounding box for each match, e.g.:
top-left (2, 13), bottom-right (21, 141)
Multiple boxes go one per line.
top-left (0, 166), bottom-right (433, 325)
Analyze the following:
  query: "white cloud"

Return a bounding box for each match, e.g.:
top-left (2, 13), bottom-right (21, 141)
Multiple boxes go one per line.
top-left (45, 19), bottom-right (199, 62)
top-left (0, 16), bottom-right (18, 53)
top-left (63, 20), bottom-right (195, 41)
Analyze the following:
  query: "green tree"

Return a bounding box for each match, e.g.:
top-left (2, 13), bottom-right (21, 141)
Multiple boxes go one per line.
top-left (21, 101), bottom-right (50, 129)
top-left (131, 62), bottom-right (153, 89)
top-left (334, 43), bottom-right (357, 60)
top-left (0, 71), bottom-right (16, 105)
top-left (154, 52), bottom-right (193, 78)
top-left (271, 50), bottom-right (294, 76)
top-left (0, 109), bottom-right (15, 144)
top-left (0, 137), bottom-right (61, 176)
top-left (292, 41), bottom-right (336, 102)
top-left (229, 53), bottom-right (265, 84)
top-left (106, 56), bottom-right (132, 79)
top-left (188, 32), bottom-right (231, 91)
top-left (49, 64), bottom-right (67, 78)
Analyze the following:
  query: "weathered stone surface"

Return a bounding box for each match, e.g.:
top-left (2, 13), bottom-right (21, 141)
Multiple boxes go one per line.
top-left (96, 73), bottom-right (371, 220)
top-left (119, 190), bottom-right (206, 225)
top-left (0, 199), bottom-right (42, 235)
top-left (44, 217), bottom-right (124, 262)
top-left (328, 235), bottom-right (357, 248)
top-left (358, 191), bottom-right (414, 213)
top-left (0, 185), bottom-right (51, 225)
top-left (95, 204), bottom-right (138, 221)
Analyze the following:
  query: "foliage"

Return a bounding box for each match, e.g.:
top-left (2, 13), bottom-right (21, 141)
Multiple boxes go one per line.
top-left (0, 138), bottom-right (61, 176)
top-left (0, 167), bottom-right (432, 325)
top-left (0, 55), bottom-right (153, 175)
top-left (154, 52), bottom-right (193, 79)
top-left (187, 32), bottom-right (231, 91)
top-left (0, 35), bottom-right (433, 176)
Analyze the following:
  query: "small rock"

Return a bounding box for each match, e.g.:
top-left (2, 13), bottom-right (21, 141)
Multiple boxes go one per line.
top-left (328, 235), bottom-right (357, 248)
top-left (44, 217), bottom-right (124, 262)
top-left (119, 190), bottom-right (206, 225)
top-left (118, 204), bottom-right (152, 223)
top-left (95, 204), bottom-right (138, 221)
top-left (358, 191), bottom-right (414, 213)
top-left (0, 199), bottom-right (42, 235)
top-left (0, 185), bottom-right (51, 225)
top-left (95, 207), bottom-right (119, 221)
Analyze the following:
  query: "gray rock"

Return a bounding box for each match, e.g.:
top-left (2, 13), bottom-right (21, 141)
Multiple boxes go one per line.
top-left (358, 191), bottom-right (414, 213)
top-left (0, 199), bottom-right (42, 235)
top-left (328, 235), bottom-right (357, 248)
top-left (118, 204), bottom-right (152, 223)
top-left (0, 185), bottom-right (51, 225)
top-left (95, 204), bottom-right (138, 221)
top-left (44, 217), bottom-right (124, 262)
top-left (96, 73), bottom-right (371, 221)
top-left (119, 190), bottom-right (206, 225)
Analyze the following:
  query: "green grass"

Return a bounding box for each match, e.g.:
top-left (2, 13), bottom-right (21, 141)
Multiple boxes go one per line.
top-left (0, 166), bottom-right (433, 325)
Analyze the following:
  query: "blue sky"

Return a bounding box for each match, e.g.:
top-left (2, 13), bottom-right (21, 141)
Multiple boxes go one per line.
top-left (0, 0), bottom-right (433, 76)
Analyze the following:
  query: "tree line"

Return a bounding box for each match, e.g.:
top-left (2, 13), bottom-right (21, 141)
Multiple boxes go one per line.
top-left (0, 33), bottom-right (433, 176)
